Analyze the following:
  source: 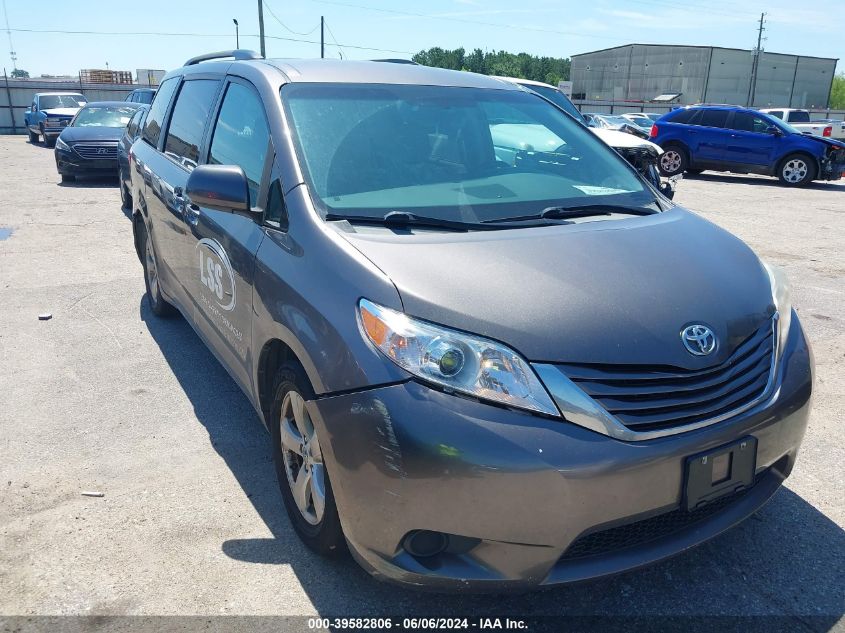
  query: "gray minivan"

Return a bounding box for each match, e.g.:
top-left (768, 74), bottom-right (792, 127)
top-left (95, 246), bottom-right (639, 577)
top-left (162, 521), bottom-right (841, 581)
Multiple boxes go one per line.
top-left (129, 51), bottom-right (813, 591)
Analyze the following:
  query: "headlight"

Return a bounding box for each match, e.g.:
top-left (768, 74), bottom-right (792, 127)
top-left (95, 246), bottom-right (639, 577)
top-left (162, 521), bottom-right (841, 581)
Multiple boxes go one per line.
top-left (359, 299), bottom-right (558, 416)
top-left (762, 261), bottom-right (792, 357)
top-left (55, 137), bottom-right (70, 151)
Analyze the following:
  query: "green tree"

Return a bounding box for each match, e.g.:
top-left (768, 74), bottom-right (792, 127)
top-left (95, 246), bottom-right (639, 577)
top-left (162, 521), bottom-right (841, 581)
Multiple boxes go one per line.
top-left (413, 47), bottom-right (570, 85)
top-left (10, 69), bottom-right (29, 79)
top-left (830, 73), bottom-right (845, 110)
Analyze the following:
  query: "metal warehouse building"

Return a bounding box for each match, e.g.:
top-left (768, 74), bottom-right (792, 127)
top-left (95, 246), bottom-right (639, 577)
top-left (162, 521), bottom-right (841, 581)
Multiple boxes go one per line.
top-left (571, 44), bottom-right (838, 108)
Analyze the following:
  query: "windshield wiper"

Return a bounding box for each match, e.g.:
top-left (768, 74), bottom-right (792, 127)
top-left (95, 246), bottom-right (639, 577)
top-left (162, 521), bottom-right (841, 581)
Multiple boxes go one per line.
top-left (486, 203), bottom-right (659, 224)
top-left (325, 211), bottom-right (546, 232)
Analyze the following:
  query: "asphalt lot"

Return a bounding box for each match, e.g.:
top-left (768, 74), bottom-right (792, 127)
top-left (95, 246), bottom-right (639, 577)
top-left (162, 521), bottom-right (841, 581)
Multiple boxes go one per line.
top-left (0, 135), bottom-right (843, 622)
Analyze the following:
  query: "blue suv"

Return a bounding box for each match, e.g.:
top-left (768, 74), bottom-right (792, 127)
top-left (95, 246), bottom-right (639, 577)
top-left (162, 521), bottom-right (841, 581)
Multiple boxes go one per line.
top-left (650, 105), bottom-right (845, 186)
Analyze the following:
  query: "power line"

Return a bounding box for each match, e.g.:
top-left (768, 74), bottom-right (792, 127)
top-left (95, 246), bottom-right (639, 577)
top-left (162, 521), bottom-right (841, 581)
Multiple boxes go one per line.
top-left (262, 0), bottom-right (320, 36)
top-left (3, 0), bottom-right (17, 70)
top-left (321, 18), bottom-right (346, 59)
top-left (6, 27), bottom-right (411, 55)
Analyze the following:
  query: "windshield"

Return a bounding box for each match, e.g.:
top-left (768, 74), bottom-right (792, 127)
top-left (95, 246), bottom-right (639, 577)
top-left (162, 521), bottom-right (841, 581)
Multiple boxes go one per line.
top-left (520, 83), bottom-right (585, 124)
top-left (72, 105), bottom-right (137, 128)
top-left (39, 94), bottom-right (85, 109)
top-left (283, 84), bottom-right (653, 223)
top-left (599, 116), bottom-right (631, 127)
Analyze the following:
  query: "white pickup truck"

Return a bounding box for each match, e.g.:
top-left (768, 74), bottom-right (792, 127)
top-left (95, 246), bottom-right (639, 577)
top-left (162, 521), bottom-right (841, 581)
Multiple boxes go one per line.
top-left (759, 108), bottom-right (845, 140)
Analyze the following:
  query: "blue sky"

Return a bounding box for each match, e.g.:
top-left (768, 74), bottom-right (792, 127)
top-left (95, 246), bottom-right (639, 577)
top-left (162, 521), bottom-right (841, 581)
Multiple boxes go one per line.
top-left (3, 0), bottom-right (842, 77)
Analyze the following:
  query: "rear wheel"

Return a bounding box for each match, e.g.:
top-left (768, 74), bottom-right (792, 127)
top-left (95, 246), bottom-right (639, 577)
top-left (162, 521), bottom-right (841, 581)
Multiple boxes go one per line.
top-left (28, 129), bottom-right (38, 143)
top-left (658, 146), bottom-right (688, 177)
top-left (778, 154), bottom-right (816, 187)
top-left (120, 180), bottom-right (132, 209)
top-left (137, 220), bottom-right (176, 317)
top-left (270, 363), bottom-right (345, 556)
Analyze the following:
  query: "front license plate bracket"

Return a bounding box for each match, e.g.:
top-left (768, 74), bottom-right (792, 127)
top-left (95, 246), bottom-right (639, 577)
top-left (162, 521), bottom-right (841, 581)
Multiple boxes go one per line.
top-left (684, 436), bottom-right (757, 511)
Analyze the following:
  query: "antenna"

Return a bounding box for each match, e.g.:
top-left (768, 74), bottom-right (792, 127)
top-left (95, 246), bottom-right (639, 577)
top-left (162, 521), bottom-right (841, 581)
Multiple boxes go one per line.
top-left (2, 0), bottom-right (17, 71)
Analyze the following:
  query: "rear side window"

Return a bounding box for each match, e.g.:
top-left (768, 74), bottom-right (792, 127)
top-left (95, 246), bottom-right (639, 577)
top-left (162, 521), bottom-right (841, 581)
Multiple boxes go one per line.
top-left (666, 109), bottom-right (696, 124)
top-left (126, 108), bottom-right (144, 136)
top-left (208, 82), bottom-right (270, 205)
top-left (787, 111), bottom-right (810, 123)
top-left (164, 79), bottom-right (220, 168)
top-left (142, 77), bottom-right (179, 147)
top-left (698, 110), bottom-right (729, 128)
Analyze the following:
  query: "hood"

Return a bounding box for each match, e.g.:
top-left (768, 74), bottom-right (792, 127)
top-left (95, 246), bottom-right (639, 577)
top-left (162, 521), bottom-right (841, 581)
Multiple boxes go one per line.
top-left (42, 108), bottom-right (81, 118)
top-left (808, 135), bottom-right (845, 150)
top-left (59, 126), bottom-right (123, 143)
top-left (592, 128), bottom-right (663, 153)
top-left (341, 209), bottom-right (774, 369)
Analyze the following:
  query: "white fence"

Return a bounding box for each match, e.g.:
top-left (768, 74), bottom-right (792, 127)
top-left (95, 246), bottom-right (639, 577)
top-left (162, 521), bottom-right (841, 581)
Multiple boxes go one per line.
top-left (1, 78), bottom-right (137, 134)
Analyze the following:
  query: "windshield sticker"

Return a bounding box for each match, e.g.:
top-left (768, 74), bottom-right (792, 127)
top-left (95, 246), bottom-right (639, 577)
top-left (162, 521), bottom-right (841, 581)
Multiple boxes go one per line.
top-left (197, 238), bottom-right (236, 312)
top-left (573, 185), bottom-right (632, 196)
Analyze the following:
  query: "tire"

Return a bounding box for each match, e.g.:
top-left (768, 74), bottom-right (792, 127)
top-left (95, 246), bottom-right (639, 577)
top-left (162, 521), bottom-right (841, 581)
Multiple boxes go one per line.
top-left (61, 174), bottom-right (76, 183)
top-left (137, 219), bottom-right (176, 317)
top-left (777, 154), bottom-right (816, 187)
top-left (270, 362), bottom-right (345, 556)
top-left (120, 181), bottom-right (132, 209)
top-left (28, 129), bottom-right (38, 143)
top-left (658, 145), bottom-right (688, 177)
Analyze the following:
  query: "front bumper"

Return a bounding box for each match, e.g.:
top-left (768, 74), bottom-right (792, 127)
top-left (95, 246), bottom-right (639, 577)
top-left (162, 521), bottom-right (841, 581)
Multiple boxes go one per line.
top-left (307, 318), bottom-right (813, 591)
top-left (55, 150), bottom-right (118, 175)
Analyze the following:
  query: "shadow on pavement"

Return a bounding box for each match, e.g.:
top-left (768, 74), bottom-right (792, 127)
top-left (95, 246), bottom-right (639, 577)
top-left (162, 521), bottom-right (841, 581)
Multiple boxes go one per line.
top-left (684, 172), bottom-right (845, 191)
top-left (140, 298), bottom-right (845, 621)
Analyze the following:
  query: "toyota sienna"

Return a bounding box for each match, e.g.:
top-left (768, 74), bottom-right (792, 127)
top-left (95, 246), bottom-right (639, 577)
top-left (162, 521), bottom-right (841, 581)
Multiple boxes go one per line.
top-left (128, 51), bottom-right (814, 591)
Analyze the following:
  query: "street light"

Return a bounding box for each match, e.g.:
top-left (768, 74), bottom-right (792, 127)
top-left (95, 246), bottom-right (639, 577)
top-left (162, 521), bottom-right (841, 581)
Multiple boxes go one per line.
top-left (233, 19), bottom-right (239, 49)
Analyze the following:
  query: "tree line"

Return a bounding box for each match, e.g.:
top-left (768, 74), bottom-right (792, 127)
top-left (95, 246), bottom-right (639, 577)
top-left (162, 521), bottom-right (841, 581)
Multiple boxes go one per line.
top-left (412, 47), bottom-right (571, 87)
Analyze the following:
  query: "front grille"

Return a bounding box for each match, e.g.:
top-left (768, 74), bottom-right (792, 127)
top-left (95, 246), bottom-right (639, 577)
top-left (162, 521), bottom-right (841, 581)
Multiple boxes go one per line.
top-left (560, 476), bottom-right (760, 561)
top-left (557, 319), bottom-right (775, 433)
top-left (73, 143), bottom-right (118, 160)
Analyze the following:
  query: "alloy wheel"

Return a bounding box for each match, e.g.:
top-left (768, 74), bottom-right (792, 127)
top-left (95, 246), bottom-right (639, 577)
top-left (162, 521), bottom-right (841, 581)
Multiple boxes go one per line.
top-left (279, 390), bottom-right (326, 526)
top-left (782, 159), bottom-right (808, 184)
top-left (660, 150), bottom-right (682, 173)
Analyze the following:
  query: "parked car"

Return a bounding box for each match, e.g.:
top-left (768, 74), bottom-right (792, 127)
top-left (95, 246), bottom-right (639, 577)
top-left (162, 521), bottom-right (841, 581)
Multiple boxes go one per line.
top-left (758, 108), bottom-right (844, 140)
top-left (492, 77), bottom-right (675, 197)
top-left (130, 51), bottom-right (812, 591)
top-left (125, 88), bottom-right (157, 105)
top-left (118, 105), bottom-right (149, 207)
top-left (621, 112), bottom-right (657, 131)
top-left (587, 113), bottom-right (650, 139)
top-left (54, 101), bottom-right (143, 182)
top-left (24, 92), bottom-right (87, 146)
top-left (650, 105), bottom-right (845, 186)
top-left (816, 119), bottom-right (845, 140)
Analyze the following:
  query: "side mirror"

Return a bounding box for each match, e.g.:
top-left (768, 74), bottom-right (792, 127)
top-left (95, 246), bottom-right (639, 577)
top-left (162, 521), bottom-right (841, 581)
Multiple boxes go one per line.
top-left (186, 164), bottom-right (253, 216)
top-left (766, 125), bottom-right (782, 136)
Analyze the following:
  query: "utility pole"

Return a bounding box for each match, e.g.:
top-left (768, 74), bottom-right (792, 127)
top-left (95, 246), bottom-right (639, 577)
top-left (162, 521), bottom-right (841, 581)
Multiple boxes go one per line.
top-left (320, 16), bottom-right (325, 59)
top-left (257, 0), bottom-right (266, 58)
top-left (233, 19), bottom-right (239, 49)
top-left (746, 12), bottom-right (766, 107)
top-left (3, 0), bottom-right (17, 71)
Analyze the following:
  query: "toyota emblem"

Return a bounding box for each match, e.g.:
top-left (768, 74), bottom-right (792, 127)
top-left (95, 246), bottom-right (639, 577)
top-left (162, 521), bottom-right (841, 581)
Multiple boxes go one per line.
top-left (681, 324), bottom-right (717, 356)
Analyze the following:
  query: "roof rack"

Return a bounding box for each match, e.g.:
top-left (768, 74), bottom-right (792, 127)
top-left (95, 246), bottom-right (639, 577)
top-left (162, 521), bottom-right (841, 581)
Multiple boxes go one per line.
top-left (184, 50), bottom-right (262, 66)
top-left (371, 58), bottom-right (418, 65)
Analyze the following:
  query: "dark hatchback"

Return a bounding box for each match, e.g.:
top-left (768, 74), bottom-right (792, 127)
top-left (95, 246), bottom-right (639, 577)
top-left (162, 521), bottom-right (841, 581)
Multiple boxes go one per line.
top-left (54, 101), bottom-right (143, 182)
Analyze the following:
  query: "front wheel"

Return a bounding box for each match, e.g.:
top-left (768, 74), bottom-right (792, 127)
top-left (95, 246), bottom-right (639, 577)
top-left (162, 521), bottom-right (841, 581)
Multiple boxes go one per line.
top-left (658, 146), bottom-right (688, 177)
top-left (120, 180), bottom-right (132, 209)
top-left (137, 220), bottom-right (176, 317)
top-left (270, 363), bottom-right (345, 556)
top-left (778, 154), bottom-right (816, 187)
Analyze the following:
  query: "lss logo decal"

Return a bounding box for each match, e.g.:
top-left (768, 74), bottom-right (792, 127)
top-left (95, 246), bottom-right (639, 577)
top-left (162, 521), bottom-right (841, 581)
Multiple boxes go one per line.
top-left (197, 238), bottom-right (236, 311)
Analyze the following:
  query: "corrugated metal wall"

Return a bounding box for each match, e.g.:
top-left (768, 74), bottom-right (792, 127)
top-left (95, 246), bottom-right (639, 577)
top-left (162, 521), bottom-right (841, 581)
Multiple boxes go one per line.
top-left (1, 78), bottom-right (135, 134)
top-left (571, 45), bottom-right (838, 108)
